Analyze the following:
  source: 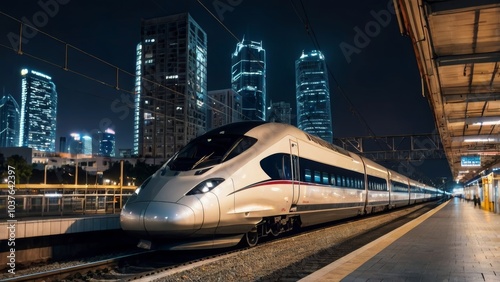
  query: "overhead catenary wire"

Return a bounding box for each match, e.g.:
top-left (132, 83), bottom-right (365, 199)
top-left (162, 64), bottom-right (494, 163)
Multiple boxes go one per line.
top-left (0, 9), bottom-right (250, 129)
top-left (289, 0), bottom-right (389, 151)
top-left (289, 0), bottom-right (436, 185)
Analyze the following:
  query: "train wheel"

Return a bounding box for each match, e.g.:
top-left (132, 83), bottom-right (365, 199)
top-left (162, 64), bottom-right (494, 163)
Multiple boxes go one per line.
top-left (245, 228), bottom-right (259, 247)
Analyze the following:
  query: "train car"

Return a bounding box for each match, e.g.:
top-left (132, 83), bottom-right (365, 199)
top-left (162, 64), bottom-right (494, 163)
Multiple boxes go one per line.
top-left (120, 121), bottom-right (439, 250)
top-left (388, 170), bottom-right (411, 208)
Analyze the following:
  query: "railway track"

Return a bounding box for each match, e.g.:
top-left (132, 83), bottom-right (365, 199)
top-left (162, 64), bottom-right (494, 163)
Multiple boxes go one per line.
top-left (1, 201), bottom-right (441, 281)
top-left (0, 251), bottom-right (157, 282)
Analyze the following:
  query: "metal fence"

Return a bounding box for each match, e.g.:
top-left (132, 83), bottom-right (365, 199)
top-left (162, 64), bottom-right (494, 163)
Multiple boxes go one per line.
top-left (0, 184), bottom-right (136, 218)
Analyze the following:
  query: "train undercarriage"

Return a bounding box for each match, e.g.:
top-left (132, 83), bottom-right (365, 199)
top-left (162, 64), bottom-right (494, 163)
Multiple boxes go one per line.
top-left (244, 215), bottom-right (302, 247)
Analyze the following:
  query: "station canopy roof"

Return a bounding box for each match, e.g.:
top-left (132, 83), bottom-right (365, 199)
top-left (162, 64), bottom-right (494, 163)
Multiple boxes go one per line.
top-left (395, 0), bottom-right (500, 183)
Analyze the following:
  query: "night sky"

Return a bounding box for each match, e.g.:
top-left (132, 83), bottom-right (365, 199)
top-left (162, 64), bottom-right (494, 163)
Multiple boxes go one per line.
top-left (0, 1), bottom-right (448, 180)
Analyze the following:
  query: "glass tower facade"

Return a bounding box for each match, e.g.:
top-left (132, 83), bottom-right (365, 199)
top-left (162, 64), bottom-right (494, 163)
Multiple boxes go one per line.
top-left (295, 50), bottom-right (333, 143)
top-left (231, 38), bottom-right (266, 121)
top-left (99, 128), bottom-right (115, 157)
top-left (133, 43), bottom-right (141, 156)
top-left (0, 93), bottom-right (20, 147)
top-left (69, 133), bottom-right (83, 155)
top-left (19, 69), bottom-right (57, 152)
top-left (268, 101), bottom-right (292, 125)
top-left (139, 13), bottom-right (207, 159)
top-left (207, 89), bottom-right (242, 130)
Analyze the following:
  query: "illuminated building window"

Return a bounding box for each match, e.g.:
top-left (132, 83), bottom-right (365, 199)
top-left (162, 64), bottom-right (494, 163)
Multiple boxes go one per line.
top-left (19, 69), bottom-right (57, 152)
top-left (295, 50), bottom-right (333, 143)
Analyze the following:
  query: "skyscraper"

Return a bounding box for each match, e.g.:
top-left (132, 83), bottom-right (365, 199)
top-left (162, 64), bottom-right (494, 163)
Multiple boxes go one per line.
top-left (133, 43), bottom-right (142, 156)
top-left (99, 128), bottom-right (115, 157)
top-left (207, 89), bottom-right (242, 130)
top-left (19, 69), bottom-right (57, 152)
top-left (268, 101), bottom-right (292, 125)
top-left (69, 133), bottom-right (83, 155)
top-left (0, 93), bottom-right (20, 147)
top-left (231, 38), bottom-right (266, 121)
top-left (82, 135), bottom-right (92, 155)
top-left (295, 50), bottom-right (333, 143)
top-left (59, 137), bottom-right (67, 153)
top-left (138, 13), bottom-right (207, 159)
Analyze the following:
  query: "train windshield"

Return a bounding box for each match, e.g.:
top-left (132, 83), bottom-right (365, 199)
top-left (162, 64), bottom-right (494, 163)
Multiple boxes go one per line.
top-left (167, 135), bottom-right (257, 171)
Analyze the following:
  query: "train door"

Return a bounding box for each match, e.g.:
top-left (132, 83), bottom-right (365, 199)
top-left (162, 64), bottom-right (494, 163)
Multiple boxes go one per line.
top-left (289, 140), bottom-right (300, 205)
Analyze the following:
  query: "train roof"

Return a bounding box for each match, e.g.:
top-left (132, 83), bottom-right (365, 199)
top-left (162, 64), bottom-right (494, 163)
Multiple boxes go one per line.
top-left (204, 121), bottom-right (268, 136)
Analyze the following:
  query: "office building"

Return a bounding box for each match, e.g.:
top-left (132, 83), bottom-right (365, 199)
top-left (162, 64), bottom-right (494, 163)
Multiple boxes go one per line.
top-left (19, 68), bottom-right (57, 151)
top-left (231, 38), bottom-right (266, 121)
top-left (207, 89), bottom-right (242, 129)
top-left (138, 13), bottom-right (207, 159)
top-left (267, 101), bottom-right (292, 124)
top-left (82, 135), bottom-right (92, 155)
top-left (69, 133), bottom-right (83, 155)
top-left (133, 43), bottom-right (142, 156)
top-left (0, 93), bottom-right (20, 147)
top-left (99, 128), bottom-right (115, 157)
top-left (295, 50), bottom-right (333, 142)
top-left (59, 137), bottom-right (67, 153)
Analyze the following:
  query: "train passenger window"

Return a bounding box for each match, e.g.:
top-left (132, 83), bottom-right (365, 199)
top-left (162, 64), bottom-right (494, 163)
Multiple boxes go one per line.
top-left (322, 172), bottom-right (329, 184)
top-left (337, 175), bottom-right (342, 186)
top-left (342, 176), bottom-right (346, 187)
top-left (305, 169), bottom-right (312, 182)
top-left (331, 175), bottom-right (336, 186)
top-left (314, 171), bottom-right (321, 183)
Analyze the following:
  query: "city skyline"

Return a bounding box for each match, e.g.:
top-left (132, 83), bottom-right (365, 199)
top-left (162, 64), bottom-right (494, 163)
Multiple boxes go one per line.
top-left (0, 1), bottom-right (436, 154)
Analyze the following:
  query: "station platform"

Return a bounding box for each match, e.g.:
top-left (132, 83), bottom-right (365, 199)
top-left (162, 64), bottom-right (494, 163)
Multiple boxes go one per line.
top-left (0, 214), bottom-right (120, 240)
top-left (300, 197), bottom-right (500, 281)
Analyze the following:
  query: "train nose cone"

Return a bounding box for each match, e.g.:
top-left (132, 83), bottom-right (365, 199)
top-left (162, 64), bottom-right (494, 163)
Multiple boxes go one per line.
top-left (120, 201), bottom-right (148, 232)
top-left (143, 202), bottom-right (198, 237)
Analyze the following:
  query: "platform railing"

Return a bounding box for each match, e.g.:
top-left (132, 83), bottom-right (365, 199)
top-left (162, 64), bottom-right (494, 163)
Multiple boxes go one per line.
top-left (0, 184), bottom-right (136, 218)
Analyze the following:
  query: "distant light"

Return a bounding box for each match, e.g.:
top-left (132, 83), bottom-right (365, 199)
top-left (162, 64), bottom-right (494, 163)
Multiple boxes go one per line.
top-left (21, 69), bottom-right (28, 75)
top-left (105, 128), bottom-right (115, 134)
top-left (472, 120), bottom-right (500, 126)
top-left (31, 70), bottom-right (52, 80)
top-left (464, 138), bottom-right (495, 142)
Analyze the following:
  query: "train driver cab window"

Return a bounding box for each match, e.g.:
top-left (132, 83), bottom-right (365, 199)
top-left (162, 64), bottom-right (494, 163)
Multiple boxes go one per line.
top-left (224, 136), bottom-right (257, 162)
top-left (168, 135), bottom-right (256, 171)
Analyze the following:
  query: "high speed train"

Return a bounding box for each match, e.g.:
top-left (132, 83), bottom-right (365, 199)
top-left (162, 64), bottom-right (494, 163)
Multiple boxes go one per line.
top-left (120, 121), bottom-right (442, 250)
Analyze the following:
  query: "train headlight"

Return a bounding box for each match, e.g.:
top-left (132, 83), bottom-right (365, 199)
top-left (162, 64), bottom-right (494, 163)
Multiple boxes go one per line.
top-left (187, 178), bottom-right (225, 195)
